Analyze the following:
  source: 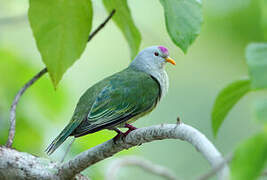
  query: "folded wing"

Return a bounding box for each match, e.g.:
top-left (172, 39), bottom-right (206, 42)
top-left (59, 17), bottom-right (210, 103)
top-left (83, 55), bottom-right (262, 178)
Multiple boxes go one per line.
top-left (72, 72), bottom-right (161, 137)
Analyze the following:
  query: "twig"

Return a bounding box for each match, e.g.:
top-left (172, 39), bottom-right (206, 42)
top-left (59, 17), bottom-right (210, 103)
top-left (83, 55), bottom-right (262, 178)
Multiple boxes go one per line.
top-left (196, 153), bottom-right (232, 180)
top-left (5, 9), bottom-right (116, 148)
top-left (262, 171), bottom-right (267, 176)
top-left (105, 156), bottom-right (178, 180)
top-left (88, 10), bottom-right (116, 42)
top-left (0, 15), bottom-right (27, 26)
top-left (6, 68), bottom-right (48, 148)
top-left (59, 123), bottom-right (229, 180)
top-left (61, 137), bottom-right (75, 163)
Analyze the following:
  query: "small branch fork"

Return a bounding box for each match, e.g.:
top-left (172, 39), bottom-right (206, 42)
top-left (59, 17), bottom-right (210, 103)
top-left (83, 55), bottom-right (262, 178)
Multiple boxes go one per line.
top-left (197, 153), bottom-right (232, 180)
top-left (5, 9), bottom-right (116, 148)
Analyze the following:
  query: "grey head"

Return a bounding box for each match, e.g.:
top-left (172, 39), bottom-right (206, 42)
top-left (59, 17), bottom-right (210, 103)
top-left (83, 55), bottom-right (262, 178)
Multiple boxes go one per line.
top-left (129, 46), bottom-right (175, 97)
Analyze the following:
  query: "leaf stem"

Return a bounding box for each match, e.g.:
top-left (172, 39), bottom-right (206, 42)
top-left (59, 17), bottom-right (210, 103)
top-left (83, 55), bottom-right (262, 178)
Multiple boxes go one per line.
top-left (88, 9), bottom-right (116, 42)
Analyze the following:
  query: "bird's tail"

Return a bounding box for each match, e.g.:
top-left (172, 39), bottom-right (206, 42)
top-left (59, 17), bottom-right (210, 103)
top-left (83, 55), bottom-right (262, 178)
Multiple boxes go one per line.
top-left (45, 122), bottom-right (77, 155)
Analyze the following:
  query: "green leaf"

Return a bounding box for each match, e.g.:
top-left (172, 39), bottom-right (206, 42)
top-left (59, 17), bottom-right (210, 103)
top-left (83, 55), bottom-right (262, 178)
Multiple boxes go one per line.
top-left (260, 0), bottom-right (267, 40)
top-left (103, 0), bottom-right (141, 59)
top-left (246, 43), bottom-right (267, 89)
top-left (212, 79), bottom-right (251, 136)
top-left (28, 0), bottom-right (93, 87)
top-left (159, 0), bottom-right (202, 53)
top-left (253, 99), bottom-right (267, 124)
top-left (0, 48), bottom-right (70, 154)
top-left (231, 132), bottom-right (267, 180)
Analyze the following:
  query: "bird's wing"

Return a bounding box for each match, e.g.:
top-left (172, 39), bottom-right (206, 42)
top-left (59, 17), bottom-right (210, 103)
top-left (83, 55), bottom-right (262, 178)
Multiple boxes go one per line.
top-left (46, 68), bottom-right (161, 154)
top-left (72, 70), bottom-right (161, 137)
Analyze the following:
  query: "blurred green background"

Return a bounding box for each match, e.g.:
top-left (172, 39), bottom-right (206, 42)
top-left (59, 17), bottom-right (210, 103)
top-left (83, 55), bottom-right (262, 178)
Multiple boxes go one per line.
top-left (0, 0), bottom-right (266, 179)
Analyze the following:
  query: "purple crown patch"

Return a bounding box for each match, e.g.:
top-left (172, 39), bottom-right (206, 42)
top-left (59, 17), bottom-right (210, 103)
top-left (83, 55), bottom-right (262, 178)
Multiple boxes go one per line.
top-left (158, 46), bottom-right (169, 55)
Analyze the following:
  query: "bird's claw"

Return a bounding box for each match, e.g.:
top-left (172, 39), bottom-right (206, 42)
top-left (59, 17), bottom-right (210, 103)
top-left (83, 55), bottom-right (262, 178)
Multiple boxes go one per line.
top-left (124, 123), bottom-right (137, 131)
top-left (113, 124), bottom-right (138, 144)
top-left (113, 132), bottom-right (123, 144)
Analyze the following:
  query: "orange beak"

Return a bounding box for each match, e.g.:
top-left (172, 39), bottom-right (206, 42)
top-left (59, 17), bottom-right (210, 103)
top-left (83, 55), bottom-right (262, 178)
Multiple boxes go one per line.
top-left (165, 57), bottom-right (176, 65)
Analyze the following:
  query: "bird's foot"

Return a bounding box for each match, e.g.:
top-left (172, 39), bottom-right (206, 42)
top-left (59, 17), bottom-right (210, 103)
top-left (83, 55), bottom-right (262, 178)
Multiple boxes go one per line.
top-left (113, 128), bottom-right (123, 143)
top-left (112, 124), bottom-right (138, 144)
top-left (125, 123), bottom-right (137, 130)
top-left (123, 123), bottom-right (137, 136)
top-left (124, 124), bottom-right (142, 146)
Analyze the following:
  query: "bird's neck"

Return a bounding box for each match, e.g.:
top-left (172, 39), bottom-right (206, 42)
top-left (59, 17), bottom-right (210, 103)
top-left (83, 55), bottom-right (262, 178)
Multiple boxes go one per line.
top-left (129, 64), bottom-right (169, 97)
top-left (150, 69), bottom-right (169, 97)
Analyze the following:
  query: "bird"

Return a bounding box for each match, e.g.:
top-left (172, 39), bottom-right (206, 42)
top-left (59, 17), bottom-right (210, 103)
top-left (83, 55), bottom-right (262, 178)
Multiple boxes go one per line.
top-left (46, 46), bottom-right (176, 155)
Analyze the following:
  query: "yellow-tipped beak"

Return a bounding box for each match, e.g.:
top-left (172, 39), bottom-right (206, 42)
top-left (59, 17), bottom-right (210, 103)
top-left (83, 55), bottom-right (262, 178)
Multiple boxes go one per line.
top-left (165, 57), bottom-right (176, 65)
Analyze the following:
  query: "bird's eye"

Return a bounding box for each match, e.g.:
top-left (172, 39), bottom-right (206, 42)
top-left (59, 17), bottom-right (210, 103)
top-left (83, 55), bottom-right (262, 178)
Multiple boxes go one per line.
top-left (154, 52), bottom-right (159, 56)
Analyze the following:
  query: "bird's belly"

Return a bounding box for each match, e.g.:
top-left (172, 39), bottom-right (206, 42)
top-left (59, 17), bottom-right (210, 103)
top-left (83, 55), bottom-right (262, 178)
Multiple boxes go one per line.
top-left (115, 105), bottom-right (156, 128)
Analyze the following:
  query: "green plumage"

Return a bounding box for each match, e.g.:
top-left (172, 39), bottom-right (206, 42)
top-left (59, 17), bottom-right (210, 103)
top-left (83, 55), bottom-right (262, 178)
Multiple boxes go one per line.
top-left (46, 66), bottom-right (161, 154)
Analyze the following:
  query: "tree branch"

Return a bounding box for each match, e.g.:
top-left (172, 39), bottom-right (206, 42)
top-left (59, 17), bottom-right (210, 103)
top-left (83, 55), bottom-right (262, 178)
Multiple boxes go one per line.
top-left (59, 123), bottom-right (229, 180)
top-left (1, 123), bottom-right (229, 180)
top-left (0, 146), bottom-right (89, 180)
top-left (6, 68), bottom-right (48, 148)
top-left (5, 9), bottom-right (116, 148)
top-left (105, 156), bottom-right (178, 180)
